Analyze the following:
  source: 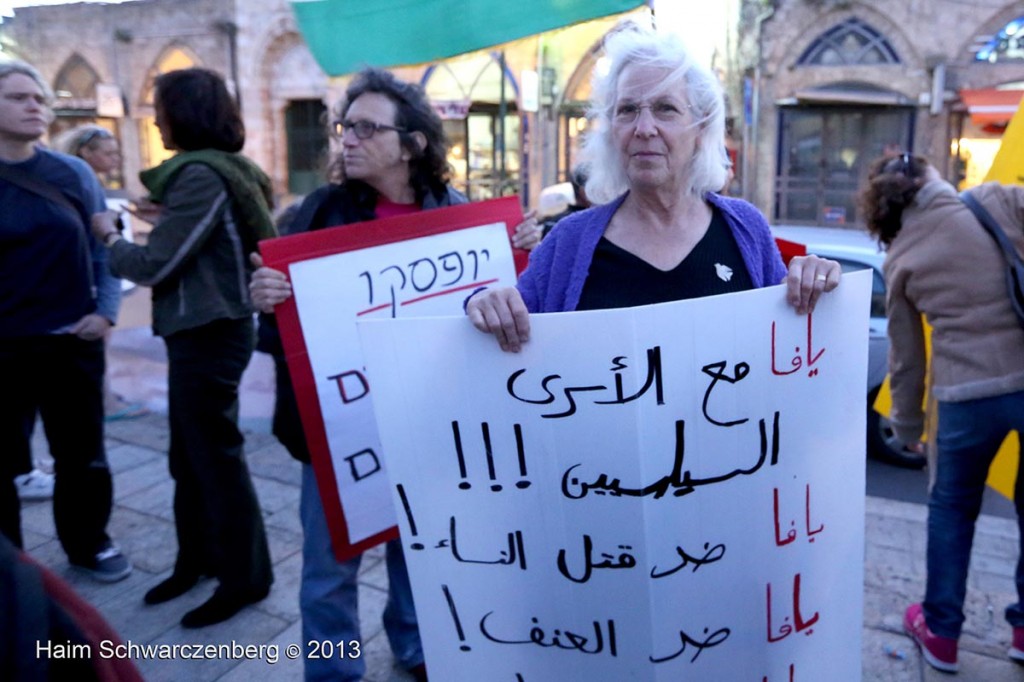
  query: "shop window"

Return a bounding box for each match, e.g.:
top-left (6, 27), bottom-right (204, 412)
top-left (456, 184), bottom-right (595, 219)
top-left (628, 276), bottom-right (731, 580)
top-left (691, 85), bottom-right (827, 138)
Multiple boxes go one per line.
top-left (775, 106), bottom-right (913, 225)
top-left (797, 18), bottom-right (900, 66)
top-left (285, 100), bottom-right (328, 196)
top-left (975, 16), bottom-right (1024, 62)
top-left (423, 52), bottom-right (520, 201)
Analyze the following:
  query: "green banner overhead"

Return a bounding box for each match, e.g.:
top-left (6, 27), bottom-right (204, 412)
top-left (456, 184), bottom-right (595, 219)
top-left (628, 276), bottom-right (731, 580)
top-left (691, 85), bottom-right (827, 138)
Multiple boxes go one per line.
top-left (290, 0), bottom-right (649, 76)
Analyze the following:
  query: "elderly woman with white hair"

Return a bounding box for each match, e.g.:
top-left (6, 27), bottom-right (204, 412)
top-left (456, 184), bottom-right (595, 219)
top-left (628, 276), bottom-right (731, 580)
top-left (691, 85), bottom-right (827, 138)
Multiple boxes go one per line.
top-left (468, 26), bottom-right (841, 350)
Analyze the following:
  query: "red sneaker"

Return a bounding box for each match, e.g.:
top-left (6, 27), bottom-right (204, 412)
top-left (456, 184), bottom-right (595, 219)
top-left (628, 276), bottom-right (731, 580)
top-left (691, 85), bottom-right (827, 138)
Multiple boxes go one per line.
top-left (904, 603), bottom-right (958, 673)
top-left (1010, 626), bottom-right (1024, 663)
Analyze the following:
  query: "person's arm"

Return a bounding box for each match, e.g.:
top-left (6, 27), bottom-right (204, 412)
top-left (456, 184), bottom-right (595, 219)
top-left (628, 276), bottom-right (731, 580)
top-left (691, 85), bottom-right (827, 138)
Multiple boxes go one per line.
top-left (885, 268), bottom-right (927, 444)
top-left (98, 165), bottom-right (229, 286)
top-left (72, 171), bottom-right (119, 340)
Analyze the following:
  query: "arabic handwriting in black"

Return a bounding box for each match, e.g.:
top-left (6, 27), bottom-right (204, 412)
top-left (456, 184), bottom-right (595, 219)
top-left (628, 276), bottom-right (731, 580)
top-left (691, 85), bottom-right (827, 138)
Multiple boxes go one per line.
top-left (451, 421), bottom-right (531, 492)
top-left (506, 347), bottom-right (664, 418)
top-left (446, 515), bottom-right (526, 569)
top-left (479, 613), bottom-right (617, 656)
top-left (556, 534), bottom-right (636, 583)
top-left (562, 414), bottom-right (780, 500)
top-left (442, 584), bottom-right (472, 652)
top-left (700, 360), bottom-right (750, 427)
top-left (395, 483), bottom-right (424, 551)
top-left (650, 626), bottom-right (730, 664)
top-left (650, 541), bottom-right (726, 579)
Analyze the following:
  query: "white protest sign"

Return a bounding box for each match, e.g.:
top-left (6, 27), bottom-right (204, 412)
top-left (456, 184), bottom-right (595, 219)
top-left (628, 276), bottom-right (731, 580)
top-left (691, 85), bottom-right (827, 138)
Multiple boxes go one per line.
top-left (358, 270), bottom-right (870, 680)
top-left (262, 198), bottom-right (523, 555)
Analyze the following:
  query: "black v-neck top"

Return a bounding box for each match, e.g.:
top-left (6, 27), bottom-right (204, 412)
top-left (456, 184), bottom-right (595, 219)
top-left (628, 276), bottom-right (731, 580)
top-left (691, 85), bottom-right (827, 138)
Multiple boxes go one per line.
top-left (576, 206), bottom-right (754, 311)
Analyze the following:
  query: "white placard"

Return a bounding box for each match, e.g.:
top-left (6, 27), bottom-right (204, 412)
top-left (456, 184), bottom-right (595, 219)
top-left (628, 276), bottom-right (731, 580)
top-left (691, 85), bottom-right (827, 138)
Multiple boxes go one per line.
top-left (289, 221), bottom-right (517, 544)
top-left (358, 271), bottom-right (870, 680)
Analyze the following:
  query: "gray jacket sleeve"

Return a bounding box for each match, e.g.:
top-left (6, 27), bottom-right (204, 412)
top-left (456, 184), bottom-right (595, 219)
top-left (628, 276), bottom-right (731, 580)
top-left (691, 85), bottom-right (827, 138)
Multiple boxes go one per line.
top-left (109, 164), bottom-right (229, 286)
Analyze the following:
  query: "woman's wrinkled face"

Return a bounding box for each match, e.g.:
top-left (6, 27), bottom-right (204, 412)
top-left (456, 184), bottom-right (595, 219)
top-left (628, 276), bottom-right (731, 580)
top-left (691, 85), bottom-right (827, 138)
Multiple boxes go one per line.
top-left (611, 64), bottom-right (699, 194)
top-left (81, 137), bottom-right (121, 174)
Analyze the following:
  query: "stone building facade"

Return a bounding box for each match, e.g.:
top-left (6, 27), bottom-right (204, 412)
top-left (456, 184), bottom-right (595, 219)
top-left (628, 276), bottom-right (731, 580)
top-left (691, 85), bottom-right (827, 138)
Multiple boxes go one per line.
top-left (742, 0), bottom-right (1024, 225)
top-left (0, 0), bottom-right (645, 208)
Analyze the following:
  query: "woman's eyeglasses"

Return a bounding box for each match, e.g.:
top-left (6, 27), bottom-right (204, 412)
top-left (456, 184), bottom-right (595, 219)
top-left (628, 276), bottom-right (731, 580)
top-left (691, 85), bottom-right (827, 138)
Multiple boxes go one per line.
top-left (79, 128), bottom-right (113, 147)
top-left (613, 100), bottom-right (692, 124)
top-left (334, 119), bottom-right (407, 139)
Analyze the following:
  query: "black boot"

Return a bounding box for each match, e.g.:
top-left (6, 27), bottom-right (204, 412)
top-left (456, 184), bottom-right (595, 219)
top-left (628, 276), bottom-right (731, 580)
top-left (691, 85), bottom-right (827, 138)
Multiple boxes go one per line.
top-left (144, 572), bottom-right (203, 605)
top-left (180, 586), bottom-right (270, 628)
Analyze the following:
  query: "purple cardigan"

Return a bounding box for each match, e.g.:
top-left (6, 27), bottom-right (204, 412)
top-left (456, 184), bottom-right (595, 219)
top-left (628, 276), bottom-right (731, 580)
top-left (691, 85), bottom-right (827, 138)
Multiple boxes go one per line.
top-left (517, 192), bottom-right (787, 313)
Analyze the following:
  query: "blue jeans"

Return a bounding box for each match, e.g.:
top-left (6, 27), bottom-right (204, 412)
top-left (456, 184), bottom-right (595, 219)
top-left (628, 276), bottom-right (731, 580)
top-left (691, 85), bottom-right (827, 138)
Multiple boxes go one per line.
top-left (923, 389), bottom-right (1024, 638)
top-left (299, 464), bottom-right (422, 681)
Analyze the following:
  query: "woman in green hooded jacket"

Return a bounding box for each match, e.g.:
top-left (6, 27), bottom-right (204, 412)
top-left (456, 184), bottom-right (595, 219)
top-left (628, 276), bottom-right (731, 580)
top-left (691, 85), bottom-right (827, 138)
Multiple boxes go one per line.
top-left (91, 68), bottom-right (275, 628)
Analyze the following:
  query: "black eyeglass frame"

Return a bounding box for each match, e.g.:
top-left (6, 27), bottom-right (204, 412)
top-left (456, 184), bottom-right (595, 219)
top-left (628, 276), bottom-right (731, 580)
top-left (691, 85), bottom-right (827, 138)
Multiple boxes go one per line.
top-left (335, 119), bottom-right (407, 140)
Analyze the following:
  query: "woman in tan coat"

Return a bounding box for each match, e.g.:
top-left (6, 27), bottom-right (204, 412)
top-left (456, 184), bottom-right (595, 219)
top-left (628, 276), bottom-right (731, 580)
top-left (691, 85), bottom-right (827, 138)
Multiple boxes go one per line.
top-left (861, 153), bottom-right (1024, 673)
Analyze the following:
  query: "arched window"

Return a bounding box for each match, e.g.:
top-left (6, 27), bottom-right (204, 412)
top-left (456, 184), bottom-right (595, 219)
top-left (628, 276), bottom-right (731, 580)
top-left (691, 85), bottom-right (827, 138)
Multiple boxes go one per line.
top-left (975, 16), bottom-right (1024, 62)
top-left (797, 18), bottom-right (900, 66)
top-left (422, 52), bottom-right (520, 201)
top-left (53, 54), bottom-right (100, 109)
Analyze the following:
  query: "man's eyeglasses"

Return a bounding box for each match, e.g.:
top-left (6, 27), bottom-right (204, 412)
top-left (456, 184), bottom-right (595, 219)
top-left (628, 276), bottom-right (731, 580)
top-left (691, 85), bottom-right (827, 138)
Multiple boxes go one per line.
top-left (335, 119), bottom-right (407, 140)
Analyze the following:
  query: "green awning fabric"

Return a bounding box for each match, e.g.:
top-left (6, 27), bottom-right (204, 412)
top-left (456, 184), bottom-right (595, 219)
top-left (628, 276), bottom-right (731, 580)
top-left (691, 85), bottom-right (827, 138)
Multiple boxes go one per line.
top-left (291, 0), bottom-right (648, 76)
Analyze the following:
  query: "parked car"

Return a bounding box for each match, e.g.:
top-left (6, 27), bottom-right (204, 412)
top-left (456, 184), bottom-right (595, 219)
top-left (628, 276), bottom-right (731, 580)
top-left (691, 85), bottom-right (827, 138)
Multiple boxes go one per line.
top-left (770, 224), bottom-right (926, 469)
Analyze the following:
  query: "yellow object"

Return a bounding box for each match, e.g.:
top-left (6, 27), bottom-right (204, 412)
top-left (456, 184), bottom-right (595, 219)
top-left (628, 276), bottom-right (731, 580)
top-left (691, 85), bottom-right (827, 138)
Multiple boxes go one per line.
top-left (985, 95), bottom-right (1024, 186)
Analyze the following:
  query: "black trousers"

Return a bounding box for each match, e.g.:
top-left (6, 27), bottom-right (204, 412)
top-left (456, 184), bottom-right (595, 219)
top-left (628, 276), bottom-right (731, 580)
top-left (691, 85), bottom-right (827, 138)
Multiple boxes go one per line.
top-left (164, 317), bottom-right (272, 595)
top-left (0, 335), bottom-right (112, 563)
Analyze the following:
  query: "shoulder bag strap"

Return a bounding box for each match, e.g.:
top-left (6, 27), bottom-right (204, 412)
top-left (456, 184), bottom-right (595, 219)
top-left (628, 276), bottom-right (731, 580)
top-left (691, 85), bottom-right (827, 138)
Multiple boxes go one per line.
top-left (0, 162), bottom-right (80, 218)
top-left (960, 190), bottom-right (1023, 261)
top-left (0, 161), bottom-right (96, 297)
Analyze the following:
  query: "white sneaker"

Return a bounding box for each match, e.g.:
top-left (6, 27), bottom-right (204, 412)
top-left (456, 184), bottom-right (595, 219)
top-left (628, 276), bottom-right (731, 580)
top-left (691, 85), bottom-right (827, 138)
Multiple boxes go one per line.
top-left (14, 468), bottom-right (54, 501)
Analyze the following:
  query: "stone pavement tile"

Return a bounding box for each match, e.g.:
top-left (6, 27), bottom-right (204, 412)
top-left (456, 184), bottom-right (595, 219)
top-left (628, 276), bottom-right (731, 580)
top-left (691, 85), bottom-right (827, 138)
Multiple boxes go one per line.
top-left (362, 627), bottom-right (416, 682)
top-left (217, 619), bottom-right (304, 681)
top-left (265, 523), bottom-right (303, 566)
top-left (865, 512), bottom-right (926, 555)
top-left (359, 550), bottom-right (389, 592)
top-left (242, 428), bottom-right (279, 453)
top-left (106, 441), bottom-right (164, 473)
top-left (118, 477), bottom-right (175, 521)
top-left (246, 441), bottom-right (302, 487)
top-left (867, 496), bottom-right (928, 524)
top-left (111, 458), bottom-right (172, 501)
top-left (862, 625), bottom-right (919, 681)
top-left (252, 475), bottom-right (302, 516)
top-left (132, 609), bottom-right (290, 682)
top-left (255, 551), bottom-right (302, 622)
top-left (864, 585), bottom-right (918, 632)
top-left (263, 499), bottom-right (302, 536)
top-left (108, 507), bottom-right (179, 575)
top-left (863, 541), bottom-right (925, 592)
top-left (20, 526), bottom-right (51, 552)
top-left (105, 412), bottom-right (172, 452)
top-left (24, 536), bottom-right (158, 610)
top-left (97, 574), bottom-right (218, 644)
top-left (920, 647), bottom-right (1024, 681)
top-left (972, 568), bottom-right (1018, 595)
top-left (18, 498), bottom-right (55, 538)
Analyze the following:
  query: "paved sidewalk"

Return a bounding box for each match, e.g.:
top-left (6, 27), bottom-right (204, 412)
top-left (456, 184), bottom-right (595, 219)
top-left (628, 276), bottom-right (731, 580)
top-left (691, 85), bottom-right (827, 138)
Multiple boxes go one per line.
top-left (15, 322), bottom-right (1024, 680)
